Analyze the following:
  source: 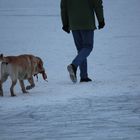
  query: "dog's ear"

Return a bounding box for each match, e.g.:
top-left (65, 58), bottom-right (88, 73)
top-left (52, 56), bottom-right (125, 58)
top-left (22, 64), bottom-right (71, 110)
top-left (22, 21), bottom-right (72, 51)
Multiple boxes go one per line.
top-left (35, 56), bottom-right (43, 69)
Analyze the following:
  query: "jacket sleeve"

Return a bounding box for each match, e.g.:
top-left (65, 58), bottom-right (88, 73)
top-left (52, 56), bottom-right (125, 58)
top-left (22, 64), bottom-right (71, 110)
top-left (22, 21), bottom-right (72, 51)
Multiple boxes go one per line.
top-left (92, 0), bottom-right (104, 22)
top-left (60, 0), bottom-right (69, 27)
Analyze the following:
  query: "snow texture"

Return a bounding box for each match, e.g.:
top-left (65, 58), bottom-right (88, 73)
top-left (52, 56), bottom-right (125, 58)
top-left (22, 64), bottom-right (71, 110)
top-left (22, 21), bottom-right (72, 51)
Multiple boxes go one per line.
top-left (0, 0), bottom-right (140, 140)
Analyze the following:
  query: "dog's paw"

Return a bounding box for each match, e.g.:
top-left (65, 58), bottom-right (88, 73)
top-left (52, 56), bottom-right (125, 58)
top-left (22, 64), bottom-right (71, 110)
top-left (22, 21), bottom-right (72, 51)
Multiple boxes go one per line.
top-left (11, 94), bottom-right (16, 97)
top-left (26, 85), bottom-right (35, 90)
top-left (26, 86), bottom-right (32, 90)
top-left (23, 90), bottom-right (29, 94)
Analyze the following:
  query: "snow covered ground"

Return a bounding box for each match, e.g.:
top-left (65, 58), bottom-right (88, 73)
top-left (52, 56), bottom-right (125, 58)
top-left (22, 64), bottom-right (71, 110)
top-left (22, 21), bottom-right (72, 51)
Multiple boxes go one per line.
top-left (0, 0), bottom-right (140, 139)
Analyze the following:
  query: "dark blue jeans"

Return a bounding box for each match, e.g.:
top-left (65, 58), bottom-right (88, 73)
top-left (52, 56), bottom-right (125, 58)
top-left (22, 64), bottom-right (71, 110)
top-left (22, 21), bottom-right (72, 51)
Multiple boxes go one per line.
top-left (72, 30), bottom-right (94, 79)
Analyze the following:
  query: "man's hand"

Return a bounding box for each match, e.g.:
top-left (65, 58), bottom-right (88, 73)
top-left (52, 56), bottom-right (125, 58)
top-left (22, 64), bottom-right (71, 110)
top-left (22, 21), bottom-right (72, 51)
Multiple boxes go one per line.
top-left (98, 20), bottom-right (105, 29)
top-left (62, 26), bottom-right (70, 33)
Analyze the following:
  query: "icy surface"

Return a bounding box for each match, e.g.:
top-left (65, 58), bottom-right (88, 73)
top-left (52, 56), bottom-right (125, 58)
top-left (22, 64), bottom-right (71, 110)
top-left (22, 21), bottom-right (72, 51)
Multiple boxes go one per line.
top-left (0, 0), bottom-right (140, 140)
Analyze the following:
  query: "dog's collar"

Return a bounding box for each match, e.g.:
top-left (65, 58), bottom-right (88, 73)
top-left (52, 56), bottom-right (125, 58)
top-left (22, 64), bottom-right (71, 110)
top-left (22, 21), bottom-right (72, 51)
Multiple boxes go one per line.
top-left (39, 70), bottom-right (45, 74)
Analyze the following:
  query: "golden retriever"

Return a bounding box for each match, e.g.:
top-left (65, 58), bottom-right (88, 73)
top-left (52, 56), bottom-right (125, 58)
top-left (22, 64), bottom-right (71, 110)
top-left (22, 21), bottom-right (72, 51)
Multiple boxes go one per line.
top-left (0, 54), bottom-right (47, 96)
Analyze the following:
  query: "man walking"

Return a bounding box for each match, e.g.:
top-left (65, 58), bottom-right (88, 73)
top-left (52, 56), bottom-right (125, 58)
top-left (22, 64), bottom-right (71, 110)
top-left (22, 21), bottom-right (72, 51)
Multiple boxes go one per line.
top-left (60, 0), bottom-right (105, 83)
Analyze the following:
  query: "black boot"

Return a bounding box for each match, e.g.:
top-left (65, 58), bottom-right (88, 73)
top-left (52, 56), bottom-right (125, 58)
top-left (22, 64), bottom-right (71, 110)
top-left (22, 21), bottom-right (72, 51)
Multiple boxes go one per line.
top-left (80, 77), bottom-right (92, 82)
top-left (67, 64), bottom-right (77, 83)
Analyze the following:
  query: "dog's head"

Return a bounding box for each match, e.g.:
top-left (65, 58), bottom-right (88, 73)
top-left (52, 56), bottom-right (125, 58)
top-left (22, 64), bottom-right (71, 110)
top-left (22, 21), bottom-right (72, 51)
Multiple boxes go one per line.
top-left (34, 57), bottom-right (47, 81)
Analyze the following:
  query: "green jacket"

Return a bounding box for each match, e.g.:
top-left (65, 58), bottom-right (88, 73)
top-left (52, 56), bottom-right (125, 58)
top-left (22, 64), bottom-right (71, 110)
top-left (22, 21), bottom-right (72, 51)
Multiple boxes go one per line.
top-left (60, 0), bottom-right (104, 30)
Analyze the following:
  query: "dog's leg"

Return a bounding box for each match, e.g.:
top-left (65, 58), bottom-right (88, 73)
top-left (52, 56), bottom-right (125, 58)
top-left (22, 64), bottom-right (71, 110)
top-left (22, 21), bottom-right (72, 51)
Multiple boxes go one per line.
top-left (0, 81), bottom-right (3, 96)
top-left (26, 77), bottom-right (35, 90)
top-left (10, 80), bottom-right (17, 96)
top-left (19, 80), bottom-right (28, 94)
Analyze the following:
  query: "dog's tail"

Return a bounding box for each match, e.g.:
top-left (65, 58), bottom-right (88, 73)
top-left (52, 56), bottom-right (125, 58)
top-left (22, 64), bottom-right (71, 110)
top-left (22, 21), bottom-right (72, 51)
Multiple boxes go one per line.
top-left (0, 54), bottom-right (4, 61)
top-left (0, 54), bottom-right (3, 79)
top-left (0, 54), bottom-right (10, 63)
top-left (0, 54), bottom-right (9, 80)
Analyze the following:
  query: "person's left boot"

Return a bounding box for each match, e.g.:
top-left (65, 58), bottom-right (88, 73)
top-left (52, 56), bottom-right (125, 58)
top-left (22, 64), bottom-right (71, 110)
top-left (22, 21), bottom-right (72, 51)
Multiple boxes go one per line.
top-left (67, 64), bottom-right (77, 83)
top-left (80, 77), bottom-right (92, 82)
